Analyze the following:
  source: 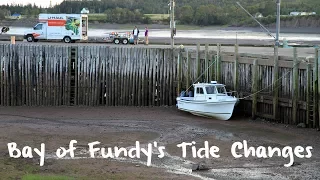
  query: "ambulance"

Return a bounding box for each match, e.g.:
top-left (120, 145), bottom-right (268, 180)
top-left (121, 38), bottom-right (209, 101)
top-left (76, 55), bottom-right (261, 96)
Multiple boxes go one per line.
top-left (23, 13), bottom-right (88, 43)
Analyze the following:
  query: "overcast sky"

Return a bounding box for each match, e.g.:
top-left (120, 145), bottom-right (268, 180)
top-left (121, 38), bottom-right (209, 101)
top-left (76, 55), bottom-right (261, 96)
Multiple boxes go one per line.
top-left (0, 0), bottom-right (64, 7)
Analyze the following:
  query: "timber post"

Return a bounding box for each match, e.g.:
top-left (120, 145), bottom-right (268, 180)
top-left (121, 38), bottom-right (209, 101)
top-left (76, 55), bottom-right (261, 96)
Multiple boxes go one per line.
top-left (252, 59), bottom-right (258, 119)
top-left (292, 47), bottom-right (299, 125)
top-left (273, 46), bottom-right (279, 121)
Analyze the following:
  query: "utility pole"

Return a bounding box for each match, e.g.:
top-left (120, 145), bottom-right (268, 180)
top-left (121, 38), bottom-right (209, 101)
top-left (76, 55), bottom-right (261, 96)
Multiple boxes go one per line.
top-left (170, 0), bottom-right (175, 48)
top-left (275, 0), bottom-right (281, 47)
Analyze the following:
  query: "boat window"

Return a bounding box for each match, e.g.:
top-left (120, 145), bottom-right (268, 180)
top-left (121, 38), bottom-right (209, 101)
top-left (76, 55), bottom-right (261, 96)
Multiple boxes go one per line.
top-left (196, 87), bottom-right (204, 94)
top-left (205, 86), bottom-right (216, 94)
top-left (216, 86), bottom-right (226, 94)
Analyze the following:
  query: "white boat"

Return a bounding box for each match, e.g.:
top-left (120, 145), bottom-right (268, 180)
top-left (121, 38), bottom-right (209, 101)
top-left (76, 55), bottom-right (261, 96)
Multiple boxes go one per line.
top-left (176, 81), bottom-right (239, 120)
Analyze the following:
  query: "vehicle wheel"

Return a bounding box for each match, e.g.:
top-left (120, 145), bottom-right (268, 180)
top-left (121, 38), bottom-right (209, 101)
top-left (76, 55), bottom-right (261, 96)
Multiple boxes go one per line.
top-left (114, 39), bottom-right (120, 44)
top-left (63, 36), bottom-right (71, 43)
top-left (122, 39), bottom-right (128, 45)
top-left (26, 35), bottom-right (34, 42)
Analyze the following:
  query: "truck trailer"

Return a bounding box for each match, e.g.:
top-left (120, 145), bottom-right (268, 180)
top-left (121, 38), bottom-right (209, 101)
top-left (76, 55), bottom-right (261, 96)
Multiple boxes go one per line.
top-left (24, 13), bottom-right (88, 43)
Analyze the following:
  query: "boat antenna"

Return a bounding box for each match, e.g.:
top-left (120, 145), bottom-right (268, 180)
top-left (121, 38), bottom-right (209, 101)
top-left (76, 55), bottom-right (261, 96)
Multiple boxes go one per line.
top-left (184, 54), bottom-right (219, 93)
top-left (236, 2), bottom-right (276, 39)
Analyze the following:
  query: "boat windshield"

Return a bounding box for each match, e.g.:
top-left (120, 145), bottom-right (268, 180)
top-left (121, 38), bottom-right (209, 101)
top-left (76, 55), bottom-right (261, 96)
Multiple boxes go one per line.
top-left (205, 86), bottom-right (216, 94)
top-left (216, 86), bottom-right (226, 94)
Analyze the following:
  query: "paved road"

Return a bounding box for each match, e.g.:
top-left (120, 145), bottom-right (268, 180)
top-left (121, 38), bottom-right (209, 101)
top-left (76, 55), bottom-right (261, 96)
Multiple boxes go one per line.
top-left (0, 40), bottom-right (317, 58)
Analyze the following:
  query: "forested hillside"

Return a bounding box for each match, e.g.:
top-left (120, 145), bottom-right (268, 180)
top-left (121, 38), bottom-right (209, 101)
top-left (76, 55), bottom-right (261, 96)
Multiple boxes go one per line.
top-left (1, 0), bottom-right (320, 26)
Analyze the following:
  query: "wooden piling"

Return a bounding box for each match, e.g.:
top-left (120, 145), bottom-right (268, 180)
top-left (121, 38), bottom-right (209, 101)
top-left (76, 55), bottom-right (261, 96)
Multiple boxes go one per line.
top-left (307, 63), bottom-right (312, 127)
top-left (234, 44), bottom-right (239, 91)
top-left (313, 48), bottom-right (319, 128)
top-left (205, 44), bottom-right (209, 82)
top-left (252, 59), bottom-right (258, 119)
top-left (216, 44), bottom-right (221, 82)
top-left (273, 46), bottom-right (279, 121)
top-left (186, 49), bottom-right (190, 91)
top-left (177, 49), bottom-right (181, 96)
top-left (292, 47), bottom-right (299, 125)
top-left (196, 43), bottom-right (201, 81)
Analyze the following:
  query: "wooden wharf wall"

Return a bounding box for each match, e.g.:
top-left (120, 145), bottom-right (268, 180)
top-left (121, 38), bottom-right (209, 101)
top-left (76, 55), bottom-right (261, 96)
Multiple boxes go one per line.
top-left (0, 43), bottom-right (319, 129)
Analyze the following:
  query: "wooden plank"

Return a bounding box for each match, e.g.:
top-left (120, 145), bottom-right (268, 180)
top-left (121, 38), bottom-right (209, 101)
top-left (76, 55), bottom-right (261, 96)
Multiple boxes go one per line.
top-left (125, 47), bottom-right (129, 106)
top-left (292, 48), bottom-right (299, 125)
top-left (54, 46), bottom-right (58, 106)
top-left (5, 45), bottom-right (8, 106)
top-left (137, 48), bottom-right (142, 106)
top-left (84, 46), bottom-right (89, 106)
top-left (130, 47), bottom-right (135, 106)
top-left (39, 46), bottom-right (43, 105)
top-left (163, 49), bottom-right (167, 105)
top-left (273, 46), bottom-right (279, 121)
top-left (142, 48), bottom-right (147, 106)
top-left (148, 48), bottom-right (153, 106)
top-left (48, 46), bottom-right (52, 105)
top-left (16, 45), bottom-right (21, 105)
top-left (186, 49), bottom-right (190, 91)
top-left (93, 46), bottom-right (98, 106)
top-left (306, 63), bottom-right (311, 127)
top-left (234, 44), bottom-right (239, 92)
top-left (34, 45), bottom-right (37, 106)
top-left (86, 46), bottom-right (90, 106)
top-left (105, 47), bottom-right (109, 106)
top-left (196, 44), bottom-right (201, 80)
top-left (152, 49), bottom-right (157, 106)
top-left (12, 45), bottom-right (16, 106)
top-left (43, 46), bottom-right (47, 106)
top-left (216, 44), bottom-right (221, 82)
top-left (159, 49), bottom-right (163, 105)
top-left (119, 47), bottom-right (124, 106)
top-left (205, 44), bottom-right (209, 82)
top-left (78, 46), bottom-right (82, 105)
top-left (127, 47), bottom-right (132, 106)
top-left (110, 47), bottom-right (114, 106)
top-left (0, 45), bottom-right (3, 105)
top-left (314, 48), bottom-right (319, 128)
top-left (64, 46), bottom-right (69, 105)
top-left (74, 46), bottom-right (79, 105)
top-left (27, 45), bottom-right (31, 106)
top-left (115, 47), bottom-right (120, 106)
top-left (177, 50), bottom-right (181, 96)
top-left (252, 59), bottom-right (258, 119)
top-left (96, 46), bottom-right (101, 106)
top-left (112, 47), bottom-right (116, 106)
top-left (9, 44), bottom-right (12, 105)
top-left (169, 49), bottom-right (173, 106)
top-left (101, 47), bottom-right (106, 105)
top-left (318, 48), bottom-right (320, 129)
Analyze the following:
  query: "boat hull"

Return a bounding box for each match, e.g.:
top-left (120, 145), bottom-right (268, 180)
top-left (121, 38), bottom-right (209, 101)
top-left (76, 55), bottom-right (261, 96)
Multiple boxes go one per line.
top-left (176, 99), bottom-right (237, 120)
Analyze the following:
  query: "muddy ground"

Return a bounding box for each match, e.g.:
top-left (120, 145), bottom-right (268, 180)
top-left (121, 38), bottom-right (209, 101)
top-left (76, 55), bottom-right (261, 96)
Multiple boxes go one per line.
top-left (0, 106), bottom-right (319, 180)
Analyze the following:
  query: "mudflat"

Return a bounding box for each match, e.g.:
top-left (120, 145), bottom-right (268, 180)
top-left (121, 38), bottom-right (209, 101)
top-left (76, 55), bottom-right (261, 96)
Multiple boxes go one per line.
top-left (0, 106), bottom-right (319, 180)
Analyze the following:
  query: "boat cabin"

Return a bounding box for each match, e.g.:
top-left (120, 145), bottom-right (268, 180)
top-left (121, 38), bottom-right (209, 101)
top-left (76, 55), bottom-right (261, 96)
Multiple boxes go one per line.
top-left (193, 81), bottom-right (228, 101)
top-left (180, 81), bottom-right (229, 102)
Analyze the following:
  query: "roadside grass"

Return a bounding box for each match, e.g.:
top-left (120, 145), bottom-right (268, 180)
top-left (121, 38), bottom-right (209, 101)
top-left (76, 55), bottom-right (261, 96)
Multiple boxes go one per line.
top-left (88, 13), bottom-right (107, 22)
top-left (143, 14), bottom-right (169, 20)
top-left (22, 174), bottom-right (75, 180)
